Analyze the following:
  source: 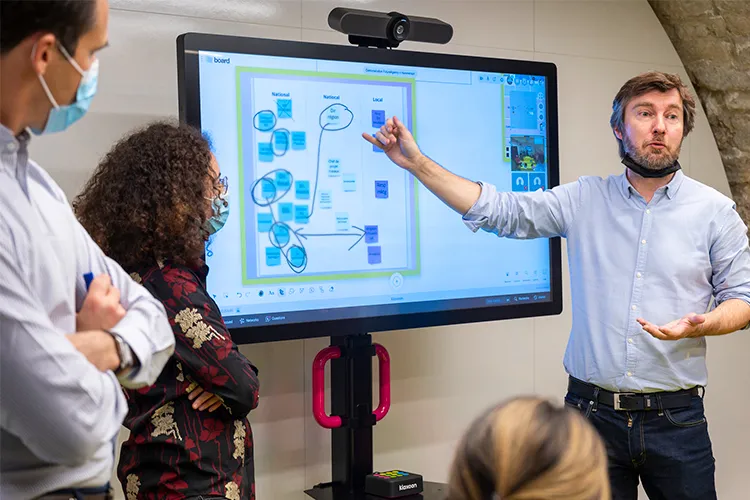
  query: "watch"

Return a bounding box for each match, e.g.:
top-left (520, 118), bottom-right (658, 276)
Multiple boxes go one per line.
top-left (108, 330), bottom-right (134, 376)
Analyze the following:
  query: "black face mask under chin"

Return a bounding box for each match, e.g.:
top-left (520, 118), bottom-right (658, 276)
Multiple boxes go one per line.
top-left (621, 154), bottom-right (681, 179)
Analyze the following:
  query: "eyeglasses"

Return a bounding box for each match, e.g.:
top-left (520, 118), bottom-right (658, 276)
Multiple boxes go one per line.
top-left (215, 174), bottom-right (229, 197)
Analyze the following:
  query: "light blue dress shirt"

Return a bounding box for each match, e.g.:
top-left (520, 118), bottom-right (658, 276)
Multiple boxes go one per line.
top-left (463, 169), bottom-right (750, 393)
top-left (0, 125), bottom-right (175, 499)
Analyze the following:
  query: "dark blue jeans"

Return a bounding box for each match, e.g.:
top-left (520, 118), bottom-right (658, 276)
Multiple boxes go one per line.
top-left (565, 392), bottom-right (716, 500)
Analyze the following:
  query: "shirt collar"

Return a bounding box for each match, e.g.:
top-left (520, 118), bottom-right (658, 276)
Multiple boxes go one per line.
top-left (0, 123), bottom-right (30, 147)
top-left (0, 123), bottom-right (31, 167)
top-left (619, 167), bottom-right (684, 200)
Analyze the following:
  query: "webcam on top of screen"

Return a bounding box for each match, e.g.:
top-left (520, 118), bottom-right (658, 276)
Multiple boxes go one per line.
top-left (328, 7), bottom-right (453, 49)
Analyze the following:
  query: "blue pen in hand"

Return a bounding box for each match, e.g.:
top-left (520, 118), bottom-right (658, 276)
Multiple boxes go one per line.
top-left (83, 272), bottom-right (94, 291)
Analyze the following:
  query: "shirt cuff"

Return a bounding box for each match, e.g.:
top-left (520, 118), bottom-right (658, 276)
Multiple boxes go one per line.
top-left (461, 181), bottom-right (493, 233)
top-left (110, 315), bottom-right (152, 388)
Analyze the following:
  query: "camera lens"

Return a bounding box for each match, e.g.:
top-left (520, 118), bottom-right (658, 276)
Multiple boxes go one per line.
top-left (388, 15), bottom-right (410, 41)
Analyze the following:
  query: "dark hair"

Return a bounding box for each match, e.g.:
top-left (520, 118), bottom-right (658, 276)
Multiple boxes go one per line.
top-left (610, 71), bottom-right (696, 159)
top-left (0, 0), bottom-right (97, 55)
top-left (447, 397), bottom-right (609, 500)
top-left (73, 121), bottom-right (216, 271)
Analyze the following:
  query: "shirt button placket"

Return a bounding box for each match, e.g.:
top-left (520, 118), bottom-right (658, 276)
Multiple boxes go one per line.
top-left (626, 207), bottom-right (652, 378)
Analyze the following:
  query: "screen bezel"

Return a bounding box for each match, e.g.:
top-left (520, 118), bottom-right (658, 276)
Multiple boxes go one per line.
top-left (177, 32), bottom-right (563, 344)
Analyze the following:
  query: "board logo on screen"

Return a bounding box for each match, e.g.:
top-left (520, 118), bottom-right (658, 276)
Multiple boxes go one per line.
top-left (203, 54), bottom-right (231, 64)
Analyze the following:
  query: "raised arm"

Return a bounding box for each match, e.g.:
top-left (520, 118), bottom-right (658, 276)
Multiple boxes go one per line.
top-left (363, 116), bottom-right (581, 239)
top-left (363, 116), bottom-right (481, 215)
top-left (0, 221), bottom-right (126, 466)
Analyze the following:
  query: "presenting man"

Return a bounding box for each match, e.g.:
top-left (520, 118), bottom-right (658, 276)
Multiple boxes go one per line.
top-left (363, 71), bottom-right (750, 499)
top-left (0, 1), bottom-right (174, 499)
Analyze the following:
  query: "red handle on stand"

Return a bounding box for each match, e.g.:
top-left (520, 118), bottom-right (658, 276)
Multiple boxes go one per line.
top-left (311, 343), bottom-right (392, 428)
top-left (373, 343), bottom-right (391, 422)
top-left (312, 346), bottom-right (342, 429)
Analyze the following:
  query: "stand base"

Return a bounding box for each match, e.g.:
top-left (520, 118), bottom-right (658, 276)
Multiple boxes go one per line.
top-left (304, 482), bottom-right (448, 500)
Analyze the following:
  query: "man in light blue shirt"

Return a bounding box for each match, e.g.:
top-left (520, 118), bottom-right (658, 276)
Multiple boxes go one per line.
top-left (364, 72), bottom-right (750, 499)
top-left (0, 1), bottom-right (174, 498)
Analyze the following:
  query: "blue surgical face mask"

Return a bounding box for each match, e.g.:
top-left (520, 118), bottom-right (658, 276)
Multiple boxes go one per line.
top-left (205, 193), bottom-right (230, 235)
top-left (31, 42), bottom-right (99, 135)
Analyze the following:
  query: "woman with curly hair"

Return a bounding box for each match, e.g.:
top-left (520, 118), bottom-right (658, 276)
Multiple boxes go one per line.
top-left (448, 397), bottom-right (610, 500)
top-left (74, 122), bottom-right (260, 500)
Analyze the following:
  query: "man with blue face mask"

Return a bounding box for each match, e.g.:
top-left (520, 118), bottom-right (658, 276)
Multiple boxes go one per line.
top-left (0, 1), bottom-right (175, 499)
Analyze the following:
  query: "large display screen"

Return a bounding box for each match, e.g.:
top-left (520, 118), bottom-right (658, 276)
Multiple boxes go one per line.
top-left (177, 34), bottom-right (562, 343)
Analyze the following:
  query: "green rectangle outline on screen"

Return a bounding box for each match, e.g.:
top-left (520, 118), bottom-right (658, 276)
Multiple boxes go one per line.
top-left (235, 66), bottom-right (420, 285)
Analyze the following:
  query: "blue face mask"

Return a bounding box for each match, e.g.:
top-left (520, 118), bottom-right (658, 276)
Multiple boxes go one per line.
top-left (31, 42), bottom-right (99, 135)
top-left (205, 193), bottom-right (230, 235)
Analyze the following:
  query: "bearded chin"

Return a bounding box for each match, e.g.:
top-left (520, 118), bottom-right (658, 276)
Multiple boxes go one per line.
top-left (624, 137), bottom-right (680, 171)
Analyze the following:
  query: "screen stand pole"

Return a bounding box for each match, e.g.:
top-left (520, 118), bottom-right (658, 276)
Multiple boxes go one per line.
top-left (330, 333), bottom-right (375, 494)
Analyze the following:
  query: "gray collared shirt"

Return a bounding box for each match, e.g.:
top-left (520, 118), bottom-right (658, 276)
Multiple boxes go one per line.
top-left (464, 169), bottom-right (750, 392)
top-left (0, 125), bottom-right (175, 499)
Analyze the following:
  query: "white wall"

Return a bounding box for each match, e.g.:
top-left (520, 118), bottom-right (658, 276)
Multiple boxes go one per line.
top-left (29, 1), bottom-right (749, 498)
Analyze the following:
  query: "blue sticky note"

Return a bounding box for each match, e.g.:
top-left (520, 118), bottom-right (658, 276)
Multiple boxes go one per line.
top-left (289, 246), bottom-right (306, 268)
top-left (295, 180), bottom-right (310, 199)
top-left (279, 202), bottom-right (293, 222)
top-left (372, 110), bottom-right (386, 128)
top-left (294, 205), bottom-right (309, 224)
top-left (529, 172), bottom-right (546, 190)
top-left (343, 174), bottom-right (357, 192)
top-left (367, 246), bottom-right (382, 265)
top-left (336, 212), bottom-right (350, 231)
top-left (83, 272), bottom-right (94, 290)
top-left (319, 190), bottom-right (333, 210)
top-left (273, 130), bottom-right (290, 152)
top-left (257, 213), bottom-right (273, 232)
top-left (277, 99), bottom-right (292, 119)
top-left (256, 111), bottom-right (275, 132)
top-left (375, 180), bottom-right (389, 199)
top-left (258, 142), bottom-right (274, 162)
top-left (365, 225), bottom-right (379, 244)
top-left (511, 172), bottom-right (529, 192)
top-left (266, 247), bottom-right (281, 266)
top-left (272, 224), bottom-right (290, 246)
top-left (328, 159), bottom-right (341, 178)
top-left (292, 131), bottom-right (306, 150)
top-left (260, 179), bottom-right (276, 201)
top-left (275, 170), bottom-right (292, 190)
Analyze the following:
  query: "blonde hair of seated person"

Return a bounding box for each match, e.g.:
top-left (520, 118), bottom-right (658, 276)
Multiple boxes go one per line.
top-left (448, 397), bottom-right (610, 500)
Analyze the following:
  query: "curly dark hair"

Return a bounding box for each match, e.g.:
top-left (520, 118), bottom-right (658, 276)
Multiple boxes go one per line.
top-left (74, 121), bottom-right (216, 271)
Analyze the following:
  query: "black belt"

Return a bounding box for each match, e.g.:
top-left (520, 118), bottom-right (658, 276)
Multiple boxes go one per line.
top-left (568, 377), bottom-right (700, 411)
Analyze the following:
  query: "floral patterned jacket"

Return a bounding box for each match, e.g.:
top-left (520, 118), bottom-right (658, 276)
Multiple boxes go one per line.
top-left (117, 261), bottom-right (259, 500)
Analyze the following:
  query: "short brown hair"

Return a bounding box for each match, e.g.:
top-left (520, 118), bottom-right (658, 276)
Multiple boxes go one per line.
top-left (610, 71), bottom-right (696, 158)
top-left (74, 121), bottom-right (215, 271)
top-left (447, 397), bottom-right (610, 500)
top-left (0, 0), bottom-right (97, 55)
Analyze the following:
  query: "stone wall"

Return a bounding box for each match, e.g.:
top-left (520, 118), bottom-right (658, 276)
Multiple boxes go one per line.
top-left (648, 0), bottom-right (750, 221)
